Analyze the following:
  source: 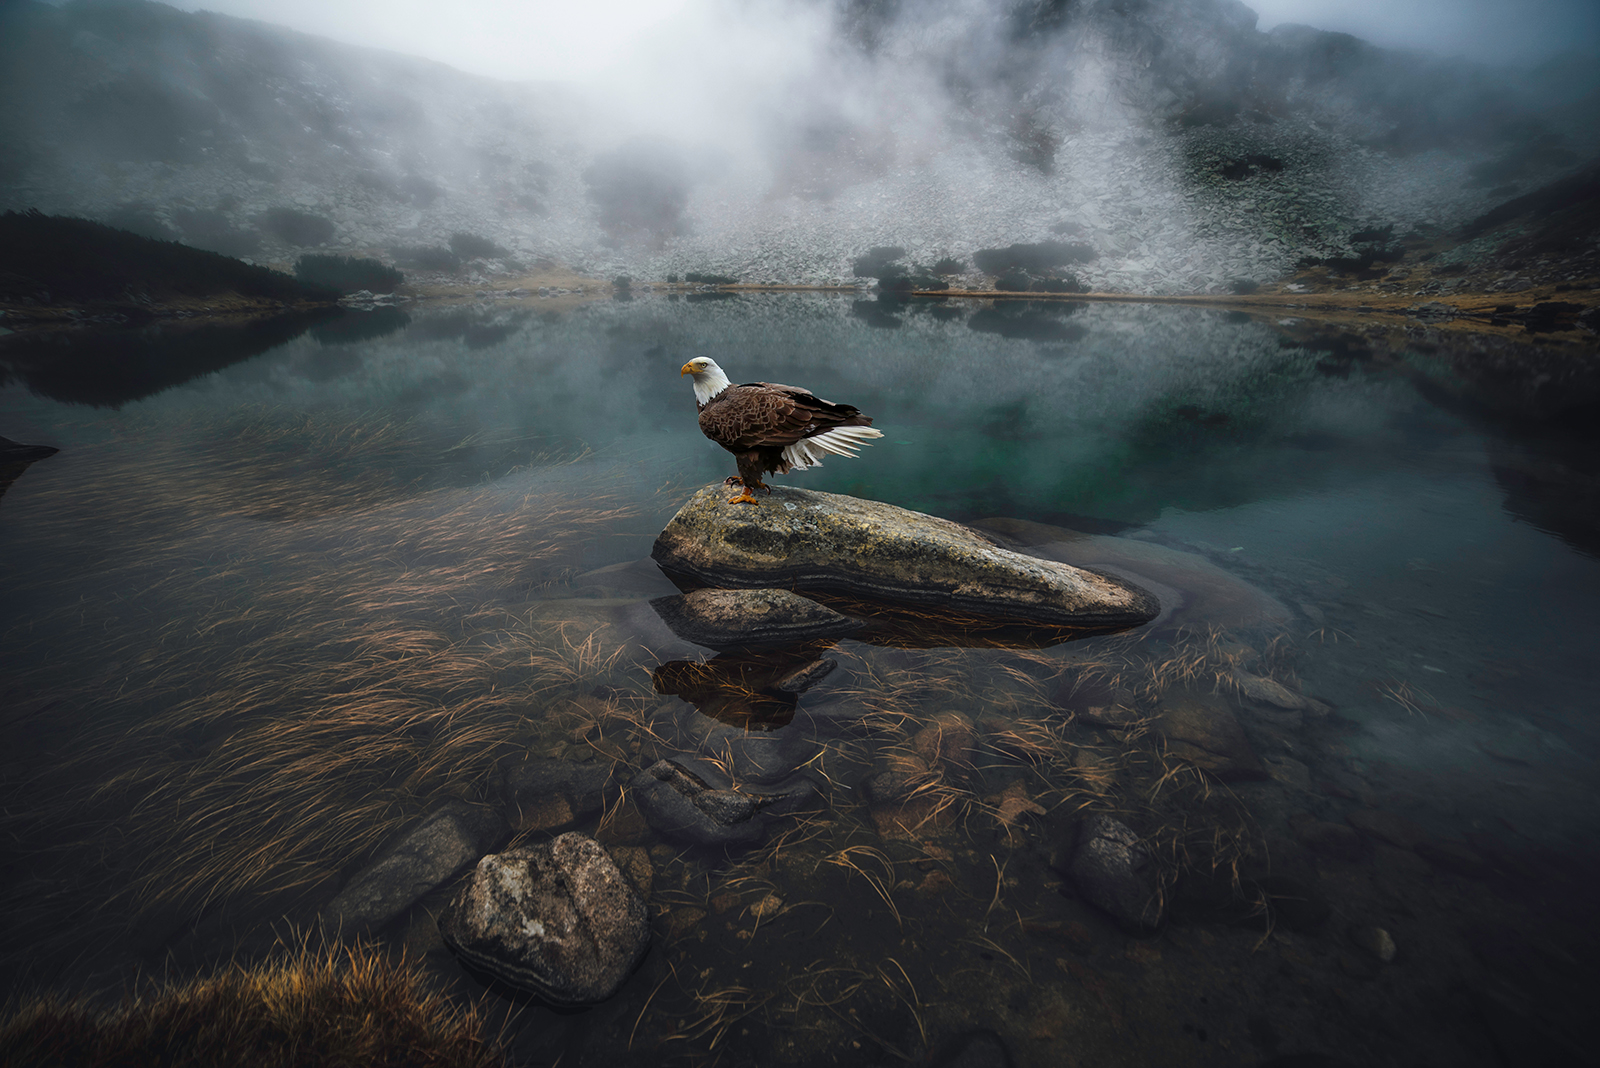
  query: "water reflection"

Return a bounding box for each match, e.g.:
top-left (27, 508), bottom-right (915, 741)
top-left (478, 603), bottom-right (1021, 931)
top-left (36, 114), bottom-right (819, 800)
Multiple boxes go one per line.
top-left (651, 645), bottom-right (833, 728)
top-left (967, 299), bottom-right (1088, 342)
top-left (0, 308), bottom-right (336, 406)
top-left (308, 306), bottom-right (411, 347)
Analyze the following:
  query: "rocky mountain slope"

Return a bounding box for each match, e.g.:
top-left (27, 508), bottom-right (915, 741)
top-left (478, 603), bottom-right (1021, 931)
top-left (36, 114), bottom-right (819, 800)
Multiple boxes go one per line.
top-left (1, 0), bottom-right (1596, 293)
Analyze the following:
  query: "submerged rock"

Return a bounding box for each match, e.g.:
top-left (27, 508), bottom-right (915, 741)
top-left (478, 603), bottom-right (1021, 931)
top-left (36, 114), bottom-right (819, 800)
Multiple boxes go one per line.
top-left (771, 657), bottom-right (837, 694)
top-left (630, 757), bottom-right (818, 848)
top-left (438, 833), bottom-right (649, 1006)
top-left (862, 752), bottom-right (933, 804)
top-left (1233, 668), bottom-right (1308, 710)
top-left (1350, 924), bottom-right (1397, 962)
top-left (653, 486), bottom-right (1158, 629)
top-left (1290, 813), bottom-right (1366, 862)
top-left (1158, 689), bottom-right (1268, 781)
top-left (324, 801), bottom-right (508, 934)
top-left (926, 1028), bottom-right (1014, 1068)
top-left (497, 759), bottom-right (615, 833)
top-left (672, 704), bottom-right (822, 785)
top-left (1068, 814), bottom-right (1162, 929)
top-left (649, 587), bottom-right (864, 650)
top-left (912, 711), bottom-right (979, 769)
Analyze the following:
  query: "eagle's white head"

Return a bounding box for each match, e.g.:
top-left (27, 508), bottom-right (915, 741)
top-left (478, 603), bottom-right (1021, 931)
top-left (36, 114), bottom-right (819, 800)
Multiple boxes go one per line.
top-left (680, 356), bottom-right (732, 405)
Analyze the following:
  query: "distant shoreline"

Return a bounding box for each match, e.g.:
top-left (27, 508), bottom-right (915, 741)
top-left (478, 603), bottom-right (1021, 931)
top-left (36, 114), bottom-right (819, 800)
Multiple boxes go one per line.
top-left (5, 275), bottom-right (1595, 348)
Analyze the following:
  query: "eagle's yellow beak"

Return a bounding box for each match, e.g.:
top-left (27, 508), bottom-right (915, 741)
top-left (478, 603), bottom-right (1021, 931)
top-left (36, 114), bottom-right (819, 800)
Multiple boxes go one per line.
top-left (680, 362), bottom-right (697, 376)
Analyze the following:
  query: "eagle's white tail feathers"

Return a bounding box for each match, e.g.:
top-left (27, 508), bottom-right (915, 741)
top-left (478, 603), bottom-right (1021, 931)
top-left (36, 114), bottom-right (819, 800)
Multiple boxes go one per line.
top-left (781, 425), bottom-right (884, 470)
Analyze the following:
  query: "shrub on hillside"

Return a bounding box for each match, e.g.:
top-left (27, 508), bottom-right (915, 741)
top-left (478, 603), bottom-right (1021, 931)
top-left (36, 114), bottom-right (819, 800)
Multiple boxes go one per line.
top-left (851, 246), bottom-right (906, 278)
top-left (390, 245), bottom-right (462, 273)
top-left (448, 232), bottom-right (508, 260)
top-left (173, 208), bottom-right (261, 258)
top-left (294, 254), bottom-right (403, 295)
top-left (263, 207), bottom-right (335, 247)
top-left (0, 210), bottom-right (329, 305)
top-left (973, 240), bottom-right (1097, 275)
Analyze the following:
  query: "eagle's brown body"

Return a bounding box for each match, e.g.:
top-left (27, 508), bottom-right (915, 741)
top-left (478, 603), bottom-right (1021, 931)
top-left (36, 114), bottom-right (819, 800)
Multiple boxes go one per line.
top-left (682, 358), bottom-right (882, 504)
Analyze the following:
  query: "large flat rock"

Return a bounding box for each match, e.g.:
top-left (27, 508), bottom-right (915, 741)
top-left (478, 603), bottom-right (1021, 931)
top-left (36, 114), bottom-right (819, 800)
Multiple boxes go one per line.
top-left (652, 486), bottom-right (1158, 629)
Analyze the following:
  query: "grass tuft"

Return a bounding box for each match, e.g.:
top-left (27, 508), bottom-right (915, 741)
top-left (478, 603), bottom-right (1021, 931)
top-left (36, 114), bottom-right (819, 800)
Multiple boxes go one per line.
top-left (0, 933), bottom-right (505, 1068)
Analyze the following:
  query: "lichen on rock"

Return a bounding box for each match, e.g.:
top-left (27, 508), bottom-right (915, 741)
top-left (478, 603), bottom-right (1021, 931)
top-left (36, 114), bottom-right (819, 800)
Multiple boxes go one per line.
top-left (437, 834), bottom-right (650, 1006)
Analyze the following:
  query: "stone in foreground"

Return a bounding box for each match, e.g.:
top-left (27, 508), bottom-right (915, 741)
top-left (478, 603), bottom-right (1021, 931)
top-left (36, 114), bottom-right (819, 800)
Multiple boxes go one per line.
top-left (652, 486), bottom-right (1159, 628)
top-left (649, 587), bottom-right (864, 650)
top-left (438, 833), bottom-right (649, 1006)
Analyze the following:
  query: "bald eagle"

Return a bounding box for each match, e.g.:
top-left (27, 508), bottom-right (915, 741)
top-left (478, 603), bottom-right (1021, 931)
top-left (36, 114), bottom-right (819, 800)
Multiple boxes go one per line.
top-left (681, 357), bottom-right (884, 504)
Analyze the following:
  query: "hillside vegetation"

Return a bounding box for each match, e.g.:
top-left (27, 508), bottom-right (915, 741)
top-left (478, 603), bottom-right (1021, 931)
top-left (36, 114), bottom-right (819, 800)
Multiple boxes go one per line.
top-left (0, 210), bottom-right (335, 307)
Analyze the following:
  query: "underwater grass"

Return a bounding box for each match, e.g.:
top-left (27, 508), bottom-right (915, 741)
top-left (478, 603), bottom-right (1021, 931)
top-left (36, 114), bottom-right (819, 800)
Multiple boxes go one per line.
top-left (0, 932), bottom-right (506, 1068)
top-left (0, 410), bottom-right (644, 979)
top-left (825, 623), bottom-right (1275, 900)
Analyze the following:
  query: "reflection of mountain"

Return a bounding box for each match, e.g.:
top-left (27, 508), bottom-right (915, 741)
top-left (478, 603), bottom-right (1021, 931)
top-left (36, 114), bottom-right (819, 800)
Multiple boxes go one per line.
top-left (0, 310), bottom-right (333, 406)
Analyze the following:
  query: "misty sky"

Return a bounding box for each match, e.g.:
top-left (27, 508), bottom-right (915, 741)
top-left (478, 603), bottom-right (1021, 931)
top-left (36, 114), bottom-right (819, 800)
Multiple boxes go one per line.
top-left (170, 0), bottom-right (1600, 83)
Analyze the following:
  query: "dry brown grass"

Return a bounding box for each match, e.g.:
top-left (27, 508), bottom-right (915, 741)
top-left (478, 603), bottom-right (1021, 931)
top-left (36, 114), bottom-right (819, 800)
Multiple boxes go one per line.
top-left (0, 930), bottom-right (505, 1068)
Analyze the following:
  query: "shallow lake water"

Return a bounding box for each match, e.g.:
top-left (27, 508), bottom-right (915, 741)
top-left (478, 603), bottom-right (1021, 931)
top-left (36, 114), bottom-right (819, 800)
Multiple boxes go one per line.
top-left (2, 293), bottom-right (1597, 1066)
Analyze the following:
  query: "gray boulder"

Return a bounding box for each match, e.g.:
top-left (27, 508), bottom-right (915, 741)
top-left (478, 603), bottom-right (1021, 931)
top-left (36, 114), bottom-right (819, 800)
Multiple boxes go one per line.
top-left (324, 801), bottom-right (508, 934)
top-left (438, 833), bottom-right (649, 1006)
top-left (1069, 814), bottom-right (1162, 929)
top-left (649, 587), bottom-right (864, 650)
top-left (652, 486), bottom-right (1159, 628)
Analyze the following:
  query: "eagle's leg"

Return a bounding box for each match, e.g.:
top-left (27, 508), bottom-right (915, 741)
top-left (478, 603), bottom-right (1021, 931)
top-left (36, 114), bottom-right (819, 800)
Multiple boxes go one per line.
top-left (728, 455), bottom-right (765, 505)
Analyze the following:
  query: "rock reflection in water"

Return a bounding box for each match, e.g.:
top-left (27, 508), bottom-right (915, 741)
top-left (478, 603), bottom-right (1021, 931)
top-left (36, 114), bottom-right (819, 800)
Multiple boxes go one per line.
top-left (651, 643), bottom-right (837, 729)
